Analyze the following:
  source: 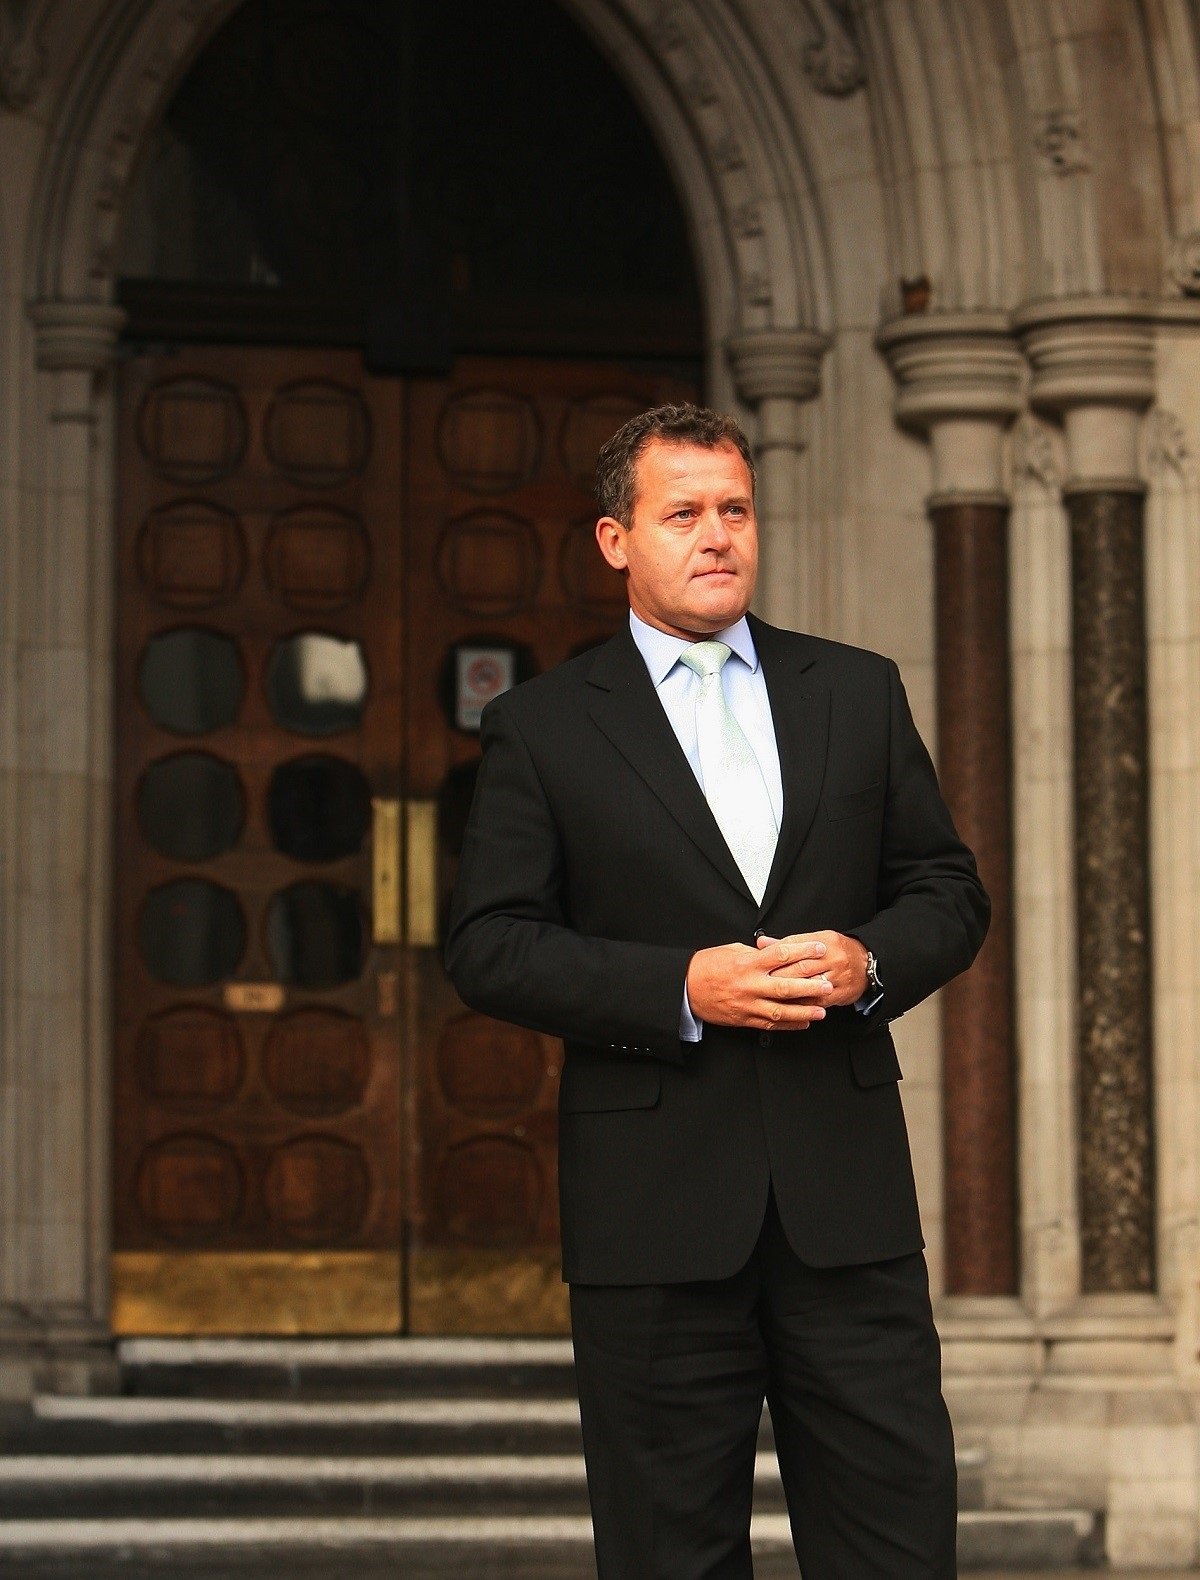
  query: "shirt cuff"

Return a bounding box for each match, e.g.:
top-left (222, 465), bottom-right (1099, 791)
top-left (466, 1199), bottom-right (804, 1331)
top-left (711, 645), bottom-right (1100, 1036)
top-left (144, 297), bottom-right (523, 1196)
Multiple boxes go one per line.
top-left (680, 986), bottom-right (703, 1042)
top-left (854, 987), bottom-right (884, 1016)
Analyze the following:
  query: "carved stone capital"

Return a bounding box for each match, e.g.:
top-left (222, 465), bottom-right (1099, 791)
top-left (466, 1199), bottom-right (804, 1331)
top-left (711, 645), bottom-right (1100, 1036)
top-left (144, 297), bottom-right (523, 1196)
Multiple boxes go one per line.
top-left (1011, 297), bottom-right (1155, 416)
top-left (877, 312), bottom-right (1023, 499)
top-left (30, 300), bottom-right (127, 374)
top-left (1013, 299), bottom-right (1156, 488)
top-left (726, 328), bottom-right (828, 408)
top-left (876, 311), bottom-right (1023, 432)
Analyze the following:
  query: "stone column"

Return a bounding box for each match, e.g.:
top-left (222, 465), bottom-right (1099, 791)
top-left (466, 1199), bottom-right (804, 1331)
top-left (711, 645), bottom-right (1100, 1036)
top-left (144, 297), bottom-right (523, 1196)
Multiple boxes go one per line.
top-left (877, 313), bottom-right (1023, 1296)
top-left (0, 298), bottom-right (124, 1396)
top-left (1015, 300), bottom-right (1157, 1295)
top-left (726, 329), bottom-right (829, 630)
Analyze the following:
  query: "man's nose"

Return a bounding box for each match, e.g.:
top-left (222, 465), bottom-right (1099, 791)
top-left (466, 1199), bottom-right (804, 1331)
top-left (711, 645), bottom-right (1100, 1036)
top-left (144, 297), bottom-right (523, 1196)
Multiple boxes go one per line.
top-left (700, 509), bottom-right (732, 548)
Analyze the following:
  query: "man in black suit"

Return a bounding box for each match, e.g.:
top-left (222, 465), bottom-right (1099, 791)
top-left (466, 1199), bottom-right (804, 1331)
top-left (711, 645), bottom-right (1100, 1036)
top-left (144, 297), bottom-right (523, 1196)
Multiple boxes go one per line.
top-left (446, 404), bottom-right (989, 1578)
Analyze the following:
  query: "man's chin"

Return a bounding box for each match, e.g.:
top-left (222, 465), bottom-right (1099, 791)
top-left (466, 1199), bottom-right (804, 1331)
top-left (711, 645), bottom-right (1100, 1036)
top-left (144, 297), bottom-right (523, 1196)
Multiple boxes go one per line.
top-left (687, 593), bottom-right (752, 629)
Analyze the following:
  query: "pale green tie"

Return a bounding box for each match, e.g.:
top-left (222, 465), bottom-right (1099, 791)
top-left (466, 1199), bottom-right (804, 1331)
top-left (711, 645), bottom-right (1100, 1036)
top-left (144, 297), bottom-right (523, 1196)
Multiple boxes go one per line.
top-left (679, 640), bottom-right (779, 902)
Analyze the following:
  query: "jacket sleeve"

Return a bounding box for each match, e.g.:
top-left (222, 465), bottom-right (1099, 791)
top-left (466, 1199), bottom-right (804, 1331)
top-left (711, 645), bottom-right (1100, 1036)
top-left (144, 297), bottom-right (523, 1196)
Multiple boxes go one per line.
top-left (849, 659), bottom-right (991, 1022)
top-left (444, 698), bottom-right (694, 1062)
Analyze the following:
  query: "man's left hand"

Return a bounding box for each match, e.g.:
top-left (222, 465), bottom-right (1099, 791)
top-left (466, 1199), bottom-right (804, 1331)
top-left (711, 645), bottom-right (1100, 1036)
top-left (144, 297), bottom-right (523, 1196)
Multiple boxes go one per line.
top-left (757, 930), bottom-right (868, 1007)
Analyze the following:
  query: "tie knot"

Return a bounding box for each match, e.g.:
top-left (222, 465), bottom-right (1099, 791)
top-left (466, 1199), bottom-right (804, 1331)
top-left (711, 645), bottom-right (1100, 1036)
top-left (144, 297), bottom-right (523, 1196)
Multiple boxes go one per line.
top-left (679, 640), bottom-right (732, 681)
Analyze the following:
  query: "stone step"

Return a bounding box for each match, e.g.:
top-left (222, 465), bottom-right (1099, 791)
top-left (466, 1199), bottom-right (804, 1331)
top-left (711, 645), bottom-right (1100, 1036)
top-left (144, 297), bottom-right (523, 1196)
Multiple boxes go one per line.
top-left (117, 1338), bottom-right (578, 1401)
top-left (957, 1508), bottom-right (1105, 1569)
top-left (2, 1394), bottom-right (589, 1458)
top-left (9, 1333), bottom-right (1081, 1566)
top-left (4, 1396), bottom-right (988, 1508)
top-left (0, 1449), bottom-right (781, 1518)
top-left (0, 1507), bottom-right (1104, 1572)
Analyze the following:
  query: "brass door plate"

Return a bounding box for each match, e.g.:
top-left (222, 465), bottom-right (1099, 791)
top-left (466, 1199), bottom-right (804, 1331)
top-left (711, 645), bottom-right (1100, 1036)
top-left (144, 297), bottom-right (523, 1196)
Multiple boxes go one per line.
top-left (407, 1248), bottom-right (569, 1334)
top-left (112, 1251), bottom-right (402, 1335)
top-left (223, 982), bottom-right (285, 1013)
top-left (405, 798), bottom-right (438, 948)
top-left (372, 797), bottom-right (402, 944)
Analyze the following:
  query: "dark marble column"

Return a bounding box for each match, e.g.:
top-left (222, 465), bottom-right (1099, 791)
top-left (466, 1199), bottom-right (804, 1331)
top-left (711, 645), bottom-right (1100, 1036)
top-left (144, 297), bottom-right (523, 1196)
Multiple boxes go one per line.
top-left (932, 497), bottom-right (1018, 1295)
top-left (876, 312), bottom-right (1023, 1300)
top-left (1066, 483), bottom-right (1156, 1293)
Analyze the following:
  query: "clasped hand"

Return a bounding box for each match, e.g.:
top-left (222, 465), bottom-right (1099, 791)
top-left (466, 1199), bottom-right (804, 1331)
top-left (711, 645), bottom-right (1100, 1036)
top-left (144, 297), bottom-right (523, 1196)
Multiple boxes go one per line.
top-left (685, 930), bottom-right (869, 1032)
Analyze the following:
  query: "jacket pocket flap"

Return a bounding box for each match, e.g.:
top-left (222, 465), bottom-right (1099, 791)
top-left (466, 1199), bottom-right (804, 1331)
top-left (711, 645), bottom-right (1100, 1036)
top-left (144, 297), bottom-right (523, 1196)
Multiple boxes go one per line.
top-left (825, 779), bottom-right (884, 820)
top-left (850, 1035), bottom-right (903, 1088)
top-left (560, 1056), bottom-right (663, 1113)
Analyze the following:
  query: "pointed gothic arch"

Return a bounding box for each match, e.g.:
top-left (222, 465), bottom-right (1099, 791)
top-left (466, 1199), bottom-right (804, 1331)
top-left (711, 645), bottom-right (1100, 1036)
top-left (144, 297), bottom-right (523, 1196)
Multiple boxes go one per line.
top-left (26, 0), bottom-right (835, 361)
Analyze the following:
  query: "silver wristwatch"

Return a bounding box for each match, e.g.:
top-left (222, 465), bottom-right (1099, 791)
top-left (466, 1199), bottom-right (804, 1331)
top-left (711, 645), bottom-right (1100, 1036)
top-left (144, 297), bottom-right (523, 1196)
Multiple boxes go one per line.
top-left (864, 950), bottom-right (882, 996)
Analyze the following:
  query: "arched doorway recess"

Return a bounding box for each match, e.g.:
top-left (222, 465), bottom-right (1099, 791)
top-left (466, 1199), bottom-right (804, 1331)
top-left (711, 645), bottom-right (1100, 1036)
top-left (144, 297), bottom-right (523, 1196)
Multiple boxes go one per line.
top-left (18, 0), bottom-right (835, 1339)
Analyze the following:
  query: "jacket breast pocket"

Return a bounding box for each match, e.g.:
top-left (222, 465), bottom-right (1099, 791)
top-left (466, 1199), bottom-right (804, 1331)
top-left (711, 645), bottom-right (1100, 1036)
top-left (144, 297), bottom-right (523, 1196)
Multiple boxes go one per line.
top-left (850, 1035), bottom-right (903, 1089)
top-left (560, 1053), bottom-right (663, 1113)
top-left (824, 778), bottom-right (884, 821)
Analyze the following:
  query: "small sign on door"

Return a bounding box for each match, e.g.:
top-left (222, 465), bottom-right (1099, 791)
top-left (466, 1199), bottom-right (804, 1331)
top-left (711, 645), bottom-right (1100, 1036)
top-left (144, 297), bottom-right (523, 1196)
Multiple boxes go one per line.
top-left (455, 645), bottom-right (516, 730)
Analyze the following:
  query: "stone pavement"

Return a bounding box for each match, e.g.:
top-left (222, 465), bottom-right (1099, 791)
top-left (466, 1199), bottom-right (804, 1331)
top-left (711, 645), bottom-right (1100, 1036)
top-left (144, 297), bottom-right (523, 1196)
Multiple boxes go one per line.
top-left (0, 1564), bottom-right (1195, 1579)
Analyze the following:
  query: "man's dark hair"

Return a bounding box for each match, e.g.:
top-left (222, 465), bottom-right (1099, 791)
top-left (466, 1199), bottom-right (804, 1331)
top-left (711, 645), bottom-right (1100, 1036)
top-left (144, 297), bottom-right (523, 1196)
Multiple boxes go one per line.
top-left (594, 403), bottom-right (757, 526)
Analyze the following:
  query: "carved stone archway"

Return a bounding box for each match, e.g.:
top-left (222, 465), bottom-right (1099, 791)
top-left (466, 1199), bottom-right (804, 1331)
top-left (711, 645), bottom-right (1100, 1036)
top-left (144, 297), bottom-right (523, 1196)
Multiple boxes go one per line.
top-left (3, 0), bottom-right (840, 1381)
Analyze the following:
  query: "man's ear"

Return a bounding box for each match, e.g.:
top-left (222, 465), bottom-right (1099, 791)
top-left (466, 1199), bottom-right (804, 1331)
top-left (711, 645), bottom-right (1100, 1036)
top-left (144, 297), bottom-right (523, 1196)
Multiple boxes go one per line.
top-left (595, 516), bottom-right (629, 572)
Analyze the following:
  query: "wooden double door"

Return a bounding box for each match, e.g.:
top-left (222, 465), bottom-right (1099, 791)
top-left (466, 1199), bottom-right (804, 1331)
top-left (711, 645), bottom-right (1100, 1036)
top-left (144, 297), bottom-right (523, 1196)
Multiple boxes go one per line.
top-left (113, 345), bottom-right (692, 1334)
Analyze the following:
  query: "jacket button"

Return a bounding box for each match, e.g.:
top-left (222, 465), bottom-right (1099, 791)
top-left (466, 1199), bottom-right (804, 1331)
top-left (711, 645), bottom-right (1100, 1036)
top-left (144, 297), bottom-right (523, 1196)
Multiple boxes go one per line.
top-left (758, 1032), bottom-right (773, 1048)
top-left (754, 928), bottom-right (766, 939)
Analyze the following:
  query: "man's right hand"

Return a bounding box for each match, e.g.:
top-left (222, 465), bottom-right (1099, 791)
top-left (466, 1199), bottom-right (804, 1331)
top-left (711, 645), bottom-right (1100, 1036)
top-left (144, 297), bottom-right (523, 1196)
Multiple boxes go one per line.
top-left (685, 938), bottom-right (833, 1031)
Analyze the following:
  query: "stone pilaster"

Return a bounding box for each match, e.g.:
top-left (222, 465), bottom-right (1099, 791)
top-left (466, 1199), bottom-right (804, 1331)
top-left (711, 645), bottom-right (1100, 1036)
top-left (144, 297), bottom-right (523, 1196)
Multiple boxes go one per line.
top-left (0, 298), bottom-right (125, 1397)
top-left (726, 329), bottom-right (828, 629)
top-left (877, 313), bottom-right (1022, 1296)
top-left (1015, 299), bottom-right (1157, 1295)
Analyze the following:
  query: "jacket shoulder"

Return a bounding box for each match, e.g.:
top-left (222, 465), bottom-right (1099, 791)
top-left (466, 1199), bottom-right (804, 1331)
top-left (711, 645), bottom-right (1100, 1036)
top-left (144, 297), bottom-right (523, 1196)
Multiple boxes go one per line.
top-left (479, 639), bottom-right (607, 732)
top-left (750, 618), bottom-right (896, 682)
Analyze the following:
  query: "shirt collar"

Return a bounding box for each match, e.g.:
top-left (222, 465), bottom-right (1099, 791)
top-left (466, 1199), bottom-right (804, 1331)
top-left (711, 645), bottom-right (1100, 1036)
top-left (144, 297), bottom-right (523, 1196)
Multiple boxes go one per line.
top-left (628, 609), bottom-right (760, 686)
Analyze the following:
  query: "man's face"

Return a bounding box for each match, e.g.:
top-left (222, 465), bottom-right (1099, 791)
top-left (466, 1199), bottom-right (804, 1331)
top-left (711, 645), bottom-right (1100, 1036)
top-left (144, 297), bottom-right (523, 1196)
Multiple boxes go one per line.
top-left (595, 439), bottom-right (758, 640)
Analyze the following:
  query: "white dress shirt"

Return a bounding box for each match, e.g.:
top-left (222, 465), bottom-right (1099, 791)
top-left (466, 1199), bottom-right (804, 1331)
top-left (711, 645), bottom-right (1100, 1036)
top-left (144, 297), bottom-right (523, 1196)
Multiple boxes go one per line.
top-left (629, 611), bottom-right (782, 1041)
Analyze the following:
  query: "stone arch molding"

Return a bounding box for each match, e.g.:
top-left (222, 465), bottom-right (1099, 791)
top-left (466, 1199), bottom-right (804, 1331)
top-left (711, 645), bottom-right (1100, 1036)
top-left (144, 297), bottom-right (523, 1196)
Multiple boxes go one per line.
top-left (28, 0), bottom-right (834, 343)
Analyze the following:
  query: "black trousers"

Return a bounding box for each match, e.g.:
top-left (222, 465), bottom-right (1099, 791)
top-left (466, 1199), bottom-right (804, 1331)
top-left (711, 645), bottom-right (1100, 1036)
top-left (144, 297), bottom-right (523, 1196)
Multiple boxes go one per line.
top-left (569, 1190), bottom-right (957, 1579)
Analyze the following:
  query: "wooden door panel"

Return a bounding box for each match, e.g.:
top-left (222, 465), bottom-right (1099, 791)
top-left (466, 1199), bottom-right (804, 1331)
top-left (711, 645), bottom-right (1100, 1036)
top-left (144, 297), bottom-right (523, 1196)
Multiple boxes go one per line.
top-left (115, 345), bottom-right (696, 1335)
top-left (403, 358), bottom-right (695, 1332)
top-left (113, 347), bottom-right (403, 1334)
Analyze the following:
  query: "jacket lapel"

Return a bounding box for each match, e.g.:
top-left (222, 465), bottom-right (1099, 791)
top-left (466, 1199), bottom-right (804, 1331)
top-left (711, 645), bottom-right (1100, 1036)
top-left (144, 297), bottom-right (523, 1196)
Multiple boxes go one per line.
top-left (586, 627), bottom-right (754, 902)
top-left (750, 616), bottom-right (830, 917)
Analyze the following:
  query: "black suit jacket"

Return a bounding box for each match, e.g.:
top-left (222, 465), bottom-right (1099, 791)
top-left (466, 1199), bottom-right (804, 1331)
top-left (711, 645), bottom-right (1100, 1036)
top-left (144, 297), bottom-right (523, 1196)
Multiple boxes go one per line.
top-left (446, 616), bottom-right (989, 1284)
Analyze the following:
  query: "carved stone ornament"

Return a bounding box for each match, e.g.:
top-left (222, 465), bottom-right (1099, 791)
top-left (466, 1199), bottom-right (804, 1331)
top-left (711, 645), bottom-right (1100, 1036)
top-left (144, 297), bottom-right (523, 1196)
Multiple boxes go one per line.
top-left (712, 133), bottom-right (746, 173)
top-left (1142, 407), bottom-right (1195, 486)
top-left (1167, 230), bottom-right (1200, 297)
top-left (647, 4), bottom-right (688, 53)
top-left (686, 68), bottom-right (719, 106)
top-left (742, 272), bottom-right (773, 310)
top-left (731, 202), bottom-right (764, 240)
top-left (1034, 109), bottom-right (1089, 176)
top-left (799, 0), bottom-right (865, 97)
top-left (0, 0), bottom-right (50, 110)
top-left (1012, 415), bottom-right (1061, 492)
